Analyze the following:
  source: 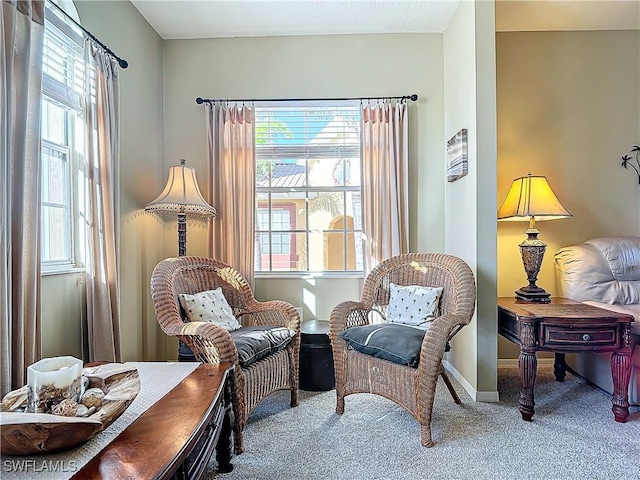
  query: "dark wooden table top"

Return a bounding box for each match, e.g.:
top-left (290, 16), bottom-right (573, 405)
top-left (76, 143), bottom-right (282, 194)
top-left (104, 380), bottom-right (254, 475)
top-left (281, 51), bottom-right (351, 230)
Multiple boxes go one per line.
top-left (72, 362), bottom-right (232, 480)
top-left (497, 297), bottom-right (633, 323)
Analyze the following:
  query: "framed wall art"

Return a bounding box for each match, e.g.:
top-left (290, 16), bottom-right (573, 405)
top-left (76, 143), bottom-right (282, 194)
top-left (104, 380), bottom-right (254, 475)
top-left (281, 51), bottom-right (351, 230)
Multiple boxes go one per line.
top-left (447, 129), bottom-right (468, 182)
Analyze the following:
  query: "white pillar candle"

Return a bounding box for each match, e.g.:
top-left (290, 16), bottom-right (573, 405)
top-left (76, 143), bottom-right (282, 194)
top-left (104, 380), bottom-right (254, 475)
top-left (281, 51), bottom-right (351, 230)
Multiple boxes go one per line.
top-left (27, 356), bottom-right (83, 413)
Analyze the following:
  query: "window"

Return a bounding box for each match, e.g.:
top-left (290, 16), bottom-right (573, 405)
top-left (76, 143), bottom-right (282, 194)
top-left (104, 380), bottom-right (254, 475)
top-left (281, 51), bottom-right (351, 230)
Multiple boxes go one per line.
top-left (255, 103), bottom-right (363, 275)
top-left (257, 205), bottom-right (295, 269)
top-left (40, 2), bottom-right (86, 272)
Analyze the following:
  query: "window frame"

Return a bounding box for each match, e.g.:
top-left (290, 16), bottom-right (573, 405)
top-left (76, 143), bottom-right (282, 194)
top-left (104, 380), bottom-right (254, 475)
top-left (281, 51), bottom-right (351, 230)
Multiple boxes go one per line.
top-left (254, 101), bottom-right (364, 279)
top-left (257, 203), bottom-right (297, 269)
top-left (40, 2), bottom-right (85, 275)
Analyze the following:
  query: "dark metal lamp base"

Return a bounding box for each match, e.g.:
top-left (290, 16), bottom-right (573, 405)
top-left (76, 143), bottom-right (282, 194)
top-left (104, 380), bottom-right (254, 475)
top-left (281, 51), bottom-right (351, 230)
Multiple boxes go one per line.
top-left (515, 288), bottom-right (551, 303)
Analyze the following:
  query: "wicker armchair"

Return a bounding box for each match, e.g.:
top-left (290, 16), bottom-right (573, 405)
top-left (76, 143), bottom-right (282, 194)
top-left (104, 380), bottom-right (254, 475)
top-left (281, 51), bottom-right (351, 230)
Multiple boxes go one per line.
top-left (329, 253), bottom-right (476, 447)
top-left (150, 256), bottom-right (300, 454)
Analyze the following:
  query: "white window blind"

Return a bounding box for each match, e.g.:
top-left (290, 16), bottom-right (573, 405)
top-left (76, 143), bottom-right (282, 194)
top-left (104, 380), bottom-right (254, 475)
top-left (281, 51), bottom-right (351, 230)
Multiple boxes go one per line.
top-left (43, 6), bottom-right (84, 111)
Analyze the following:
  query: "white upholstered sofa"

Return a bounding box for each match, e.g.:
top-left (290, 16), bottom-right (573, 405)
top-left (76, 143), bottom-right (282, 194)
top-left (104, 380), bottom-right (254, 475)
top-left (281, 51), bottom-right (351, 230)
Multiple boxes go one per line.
top-left (554, 236), bottom-right (640, 405)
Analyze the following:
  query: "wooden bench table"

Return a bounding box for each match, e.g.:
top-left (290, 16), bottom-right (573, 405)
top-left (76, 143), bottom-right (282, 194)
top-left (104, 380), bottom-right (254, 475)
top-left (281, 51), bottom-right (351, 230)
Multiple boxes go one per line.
top-left (73, 362), bottom-right (234, 479)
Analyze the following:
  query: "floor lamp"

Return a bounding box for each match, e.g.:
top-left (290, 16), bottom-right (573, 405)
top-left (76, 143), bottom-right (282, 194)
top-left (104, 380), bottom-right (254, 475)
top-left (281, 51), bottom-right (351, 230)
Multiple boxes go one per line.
top-left (497, 173), bottom-right (572, 303)
top-left (145, 159), bottom-right (216, 256)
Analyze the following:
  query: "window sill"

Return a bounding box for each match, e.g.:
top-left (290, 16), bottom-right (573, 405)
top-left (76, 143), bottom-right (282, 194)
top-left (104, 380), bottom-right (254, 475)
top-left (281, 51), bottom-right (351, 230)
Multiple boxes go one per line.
top-left (255, 272), bottom-right (364, 280)
top-left (41, 267), bottom-right (84, 277)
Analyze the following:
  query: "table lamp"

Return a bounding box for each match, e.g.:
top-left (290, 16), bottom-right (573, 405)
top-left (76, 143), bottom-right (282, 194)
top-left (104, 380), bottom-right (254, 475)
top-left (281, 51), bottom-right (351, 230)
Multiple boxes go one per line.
top-left (497, 173), bottom-right (572, 303)
top-left (145, 159), bottom-right (216, 256)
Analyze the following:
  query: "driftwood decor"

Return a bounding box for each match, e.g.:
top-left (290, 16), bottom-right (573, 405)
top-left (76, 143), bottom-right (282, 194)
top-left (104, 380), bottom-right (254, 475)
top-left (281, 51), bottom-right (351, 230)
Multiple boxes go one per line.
top-left (0, 363), bottom-right (140, 455)
top-left (620, 145), bottom-right (640, 185)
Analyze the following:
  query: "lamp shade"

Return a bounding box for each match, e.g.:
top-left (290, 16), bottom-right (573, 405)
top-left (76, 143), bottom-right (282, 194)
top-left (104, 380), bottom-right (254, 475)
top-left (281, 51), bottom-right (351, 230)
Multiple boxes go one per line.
top-left (145, 159), bottom-right (216, 218)
top-left (497, 173), bottom-right (571, 221)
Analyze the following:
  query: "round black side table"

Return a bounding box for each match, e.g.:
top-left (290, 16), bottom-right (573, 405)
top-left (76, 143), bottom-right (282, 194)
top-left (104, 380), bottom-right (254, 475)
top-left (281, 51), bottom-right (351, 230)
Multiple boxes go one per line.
top-left (299, 320), bottom-right (335, 391)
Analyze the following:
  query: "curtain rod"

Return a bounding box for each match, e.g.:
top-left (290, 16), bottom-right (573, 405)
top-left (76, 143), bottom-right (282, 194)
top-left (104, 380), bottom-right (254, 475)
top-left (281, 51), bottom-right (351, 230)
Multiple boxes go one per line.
top-left (195, 94), bottom-right (418, 105)
top-left (49, 2), bottom-right (128, 69)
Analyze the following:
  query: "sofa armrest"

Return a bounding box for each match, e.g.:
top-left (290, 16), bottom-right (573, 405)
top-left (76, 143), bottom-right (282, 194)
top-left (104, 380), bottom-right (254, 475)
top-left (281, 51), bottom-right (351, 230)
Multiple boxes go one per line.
top-left (554, 236), bottom-right (640, 305)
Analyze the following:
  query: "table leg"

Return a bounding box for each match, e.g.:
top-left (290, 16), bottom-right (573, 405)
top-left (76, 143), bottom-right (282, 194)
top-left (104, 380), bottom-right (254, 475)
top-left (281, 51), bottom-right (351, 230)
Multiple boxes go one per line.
top-left (518, 321), bottom-right (537, 421)
top-left (610, 349), bottom-right (631, 423)
top-left (553, 353), bottom-right (567, 382)
top-left (518, 350), bottom-right (537, 421)
top-left (216, 404), bottom-right (234, 473)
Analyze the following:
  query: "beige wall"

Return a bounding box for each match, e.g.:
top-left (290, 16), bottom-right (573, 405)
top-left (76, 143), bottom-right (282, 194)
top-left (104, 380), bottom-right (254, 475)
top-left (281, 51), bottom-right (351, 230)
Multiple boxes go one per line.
top-left (496, 30), bottom-right (640, 358)
top-left (162, 33), bottom-right (446, 319)
top-left (40, 2), bottom-right (638, 403)
top-left (255, 278), bottom-right (363, 322)
top-left (43, 1), bottom-right (169, 362)
top-left (443, 0), bottom-right (499, 400)
top-left (41, 272), bottom-right (85, 359)
top-left (41, 6), bottom-right (494, 395)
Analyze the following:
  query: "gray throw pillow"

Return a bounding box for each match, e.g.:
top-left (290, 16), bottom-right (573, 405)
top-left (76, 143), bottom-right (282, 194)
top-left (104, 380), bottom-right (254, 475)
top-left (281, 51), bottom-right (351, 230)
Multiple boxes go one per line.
top-left (338, 323), bottom-right (426, 367)
top-left (231, 325), bottom-right (296, 368)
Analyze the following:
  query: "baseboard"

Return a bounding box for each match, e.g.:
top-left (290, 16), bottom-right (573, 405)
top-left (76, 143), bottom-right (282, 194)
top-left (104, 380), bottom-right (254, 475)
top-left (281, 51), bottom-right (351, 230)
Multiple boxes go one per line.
top-left (443, 360), bottom-right (499, 403)
top-left (497, 358), bottom-right (555, 368)
top-left (443, 358), bottom-right (557, 403)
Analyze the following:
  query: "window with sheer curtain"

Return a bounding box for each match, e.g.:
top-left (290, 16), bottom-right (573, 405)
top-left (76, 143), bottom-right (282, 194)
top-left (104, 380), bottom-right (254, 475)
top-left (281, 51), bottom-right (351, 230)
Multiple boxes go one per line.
top-left (254, 103), bottom-right (364, 276)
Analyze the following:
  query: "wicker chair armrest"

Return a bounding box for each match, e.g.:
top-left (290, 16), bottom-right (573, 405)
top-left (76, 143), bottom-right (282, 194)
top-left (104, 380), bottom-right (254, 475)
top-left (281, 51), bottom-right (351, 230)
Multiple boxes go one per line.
top-left (239, 300), bottom-right (301, 331)
top-left (329, 300), bottom-right (371, 361)
top-left (417, 313), bottom-right (469, 375)
top-left (173, 321), bottom-right (240, 365)
top-left (328, 300), bottom-right (372, 343)
top-left (329, 300), bottom-right (371, 329)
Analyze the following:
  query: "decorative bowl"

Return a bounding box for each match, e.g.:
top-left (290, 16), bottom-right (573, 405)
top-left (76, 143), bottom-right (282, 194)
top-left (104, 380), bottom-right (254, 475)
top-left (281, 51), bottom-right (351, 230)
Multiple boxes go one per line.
top-left (0, 363), bottom-right (140, 455)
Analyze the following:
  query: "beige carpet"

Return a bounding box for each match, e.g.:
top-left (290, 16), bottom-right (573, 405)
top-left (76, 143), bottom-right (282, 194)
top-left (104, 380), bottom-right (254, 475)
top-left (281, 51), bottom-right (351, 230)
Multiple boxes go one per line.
top-left (206, 366), bottom-right (640, 480)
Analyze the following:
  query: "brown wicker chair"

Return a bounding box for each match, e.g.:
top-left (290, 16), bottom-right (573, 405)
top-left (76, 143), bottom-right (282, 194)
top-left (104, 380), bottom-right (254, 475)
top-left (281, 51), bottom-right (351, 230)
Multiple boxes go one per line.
top-left (150, 256), bottom-right (300, 454)
top-left (329, 252), bottom-right (476, 447)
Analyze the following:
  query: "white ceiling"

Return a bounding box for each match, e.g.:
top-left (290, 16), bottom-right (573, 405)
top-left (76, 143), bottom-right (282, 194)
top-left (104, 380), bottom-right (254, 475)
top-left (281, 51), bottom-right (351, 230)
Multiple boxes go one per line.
top-left (129, 0), bottom-right (640, 40)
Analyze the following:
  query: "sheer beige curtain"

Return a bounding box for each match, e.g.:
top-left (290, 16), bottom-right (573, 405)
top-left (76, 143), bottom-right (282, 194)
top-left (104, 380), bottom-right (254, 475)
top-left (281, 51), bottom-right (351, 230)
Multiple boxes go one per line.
top-left (1, 1), bottom-right (44, 395)
top-left (83, 40), bottom-right (121, 362)
top-left (361, 100), bottom-right (409, 274)
top-left (205, 103), bottom-right (256, 287)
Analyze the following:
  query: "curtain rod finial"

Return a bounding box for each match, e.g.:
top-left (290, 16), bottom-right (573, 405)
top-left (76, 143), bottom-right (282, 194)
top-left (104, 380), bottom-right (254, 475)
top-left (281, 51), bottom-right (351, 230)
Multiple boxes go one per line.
top-left (195, 97), bottom-right (204, 104)
top-left (409, 94), bottom-right (418, 101)
top-left (118, 59), bottom-right (128, 69)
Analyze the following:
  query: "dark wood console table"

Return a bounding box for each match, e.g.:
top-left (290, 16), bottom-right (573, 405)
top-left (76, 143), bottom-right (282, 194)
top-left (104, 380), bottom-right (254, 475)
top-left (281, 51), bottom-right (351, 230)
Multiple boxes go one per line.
top-left (73, 363), bottom-right (234, 479)
top-left (497, 297), bottom-right (633, 423)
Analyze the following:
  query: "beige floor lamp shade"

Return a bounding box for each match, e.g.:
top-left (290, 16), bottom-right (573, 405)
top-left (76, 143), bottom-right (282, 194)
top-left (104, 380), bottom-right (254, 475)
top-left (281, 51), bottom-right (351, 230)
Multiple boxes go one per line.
top-left (498, 173), bottom-right (572, 302)
top-left (145, 159), bottom-right (216, 256)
